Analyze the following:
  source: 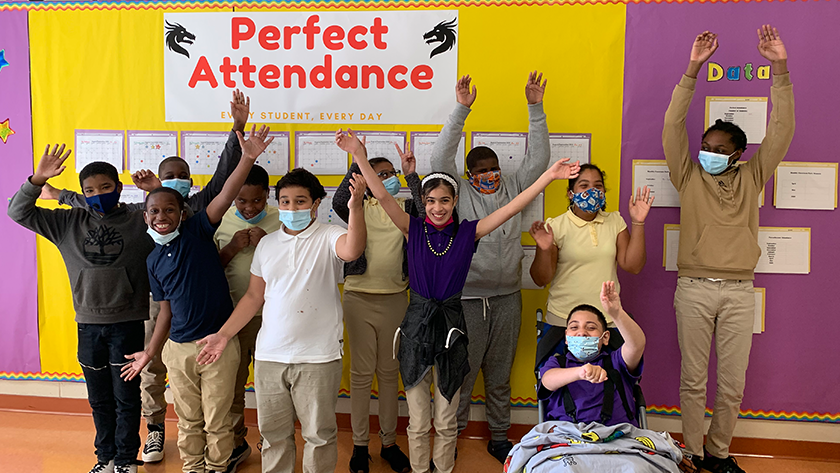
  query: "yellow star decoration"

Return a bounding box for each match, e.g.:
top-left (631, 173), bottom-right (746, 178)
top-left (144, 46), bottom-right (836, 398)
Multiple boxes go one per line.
top-left (0, 118), bottom-right (16, 144)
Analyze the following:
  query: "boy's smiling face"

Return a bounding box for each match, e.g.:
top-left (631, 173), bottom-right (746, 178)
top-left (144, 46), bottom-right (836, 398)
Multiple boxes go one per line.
top-left (159, 159), bottom-right (192, 183)
top-left (235, 184), bottom-right (269, 220)
top-left (145, 192), bottom-right (184, 235)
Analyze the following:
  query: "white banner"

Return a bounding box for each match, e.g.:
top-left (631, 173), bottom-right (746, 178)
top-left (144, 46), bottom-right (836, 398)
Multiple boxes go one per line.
top-left (164, 11), bottom-right (458, 124)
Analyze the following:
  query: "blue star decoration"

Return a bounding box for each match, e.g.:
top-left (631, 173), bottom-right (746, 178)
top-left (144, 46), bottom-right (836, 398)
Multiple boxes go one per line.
top-left (0, 50), bottom-right (9, 73)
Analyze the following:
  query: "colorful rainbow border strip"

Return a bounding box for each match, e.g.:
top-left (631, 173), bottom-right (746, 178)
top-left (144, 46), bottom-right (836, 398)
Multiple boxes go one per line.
top-left (2, 371), bottom-right (838, 422)
top-left (0, 0), bottom-right (794, 12)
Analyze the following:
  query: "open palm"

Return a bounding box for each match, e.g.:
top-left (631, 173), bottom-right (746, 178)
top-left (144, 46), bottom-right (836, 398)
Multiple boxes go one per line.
top-left (690, 31), bottom-right (719, 64)
top-left (757, 24), bottom-right (786, 62)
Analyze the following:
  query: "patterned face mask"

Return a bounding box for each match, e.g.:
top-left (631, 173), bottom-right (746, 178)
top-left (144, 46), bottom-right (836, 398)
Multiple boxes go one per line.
top-left (566, 334), bottom-right (605, 362)
top-left (468, 170), bottom-right (502, 195)
top-left (572, 188), bottom-right (605, 214)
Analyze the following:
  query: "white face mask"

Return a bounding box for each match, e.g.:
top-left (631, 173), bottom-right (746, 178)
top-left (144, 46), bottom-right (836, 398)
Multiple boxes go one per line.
top-left (146, 212), bottom-right (184, 245)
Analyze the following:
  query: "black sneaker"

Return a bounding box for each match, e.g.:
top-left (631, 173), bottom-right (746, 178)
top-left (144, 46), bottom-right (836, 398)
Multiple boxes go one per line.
top-left (227, 440), bottom-right (251, 472)
top-left (487, 440), bottom-right (514, 464)
top-left (703, 452), bottom-right (746, 473)
top-left (142, 423), bottom-right (165, 463)
top-left (380, 444), bottom-right (410, 473)
top-left (350, 445), bottom-right (371, 473)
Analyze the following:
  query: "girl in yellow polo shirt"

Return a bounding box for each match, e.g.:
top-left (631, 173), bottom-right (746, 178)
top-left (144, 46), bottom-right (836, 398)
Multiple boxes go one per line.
top-left (529, 164), bottom-right (652, 339)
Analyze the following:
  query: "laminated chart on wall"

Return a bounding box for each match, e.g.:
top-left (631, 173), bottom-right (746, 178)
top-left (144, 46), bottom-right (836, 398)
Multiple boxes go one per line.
top-left (295, 132), bottom-right (349, 175)
top-left (258, 132), bottom-right (291, 176)
top-left (754, 287), bottom-right (766, 334)
top-left (74, 130), bottom-right (124, 173)
top-left (664, 225), bottom-right (810, 274)
top-left (633, 160), bottom-right (680, 207)
top-left (774, 162), bottom-right (838, 210)
top-left (705, 96), bottom-right (768, 144)
top-left (120, 185), bottom-right (146, 204)
top-left (521, 246), bottom-right (543, 290)
top-left (317, 187), bottom-right (348, 229)
top-left (357, 131), bottom-right (406, 172)
top-left (520, 192), bottom-right (545, 232)
top-left (471, 132), bottom-right (528, 174)
top-left (181, 132), bottom-right (229, 175)
top-left (128, 131), bottom-right (178, 173)
top-left (549, 133), bottom-right (591, 166)
top-left (410, 131), bottom-right (466, 177)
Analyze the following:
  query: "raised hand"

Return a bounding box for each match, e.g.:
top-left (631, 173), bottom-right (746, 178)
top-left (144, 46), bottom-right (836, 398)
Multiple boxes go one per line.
top-left (348, 173), bottom-right (367, 209)
top-left (335, 129), bottom-right (367, 158)
top-left (248, 227), bottom-right (267, 247)
top-left (525, 70), bottom-right (547, 105)
top-left (230, 89), bottom-right (251, 132)
top-left (131, 169), bottom-right (162, 193)
top-left (395, 143), bottom-right (416, 175)
top-left (757, 24), bottom-right (787, 63)
top-left (196, 334), bottom-right (229, 365)
top-left (32, 144), bottom-right (72, 186)
top-left (529, 220), bottom-right (555, 251)
top-left (689, 31), bottom-right (719, 64)
top-left (455, 75), bottom-right (477, 108)
top-left (579, 363), bottom-right (608, 384)
top-left (544, 158), bottom-right (581, 182)
top-left (236, 124), bottom-right (274, 162)
top-left (121, 351), bottom-right (151, 381)
top-left (628, 186), bottom-right (654, 224)
top-left (599, 281), bottom-right (622, 321)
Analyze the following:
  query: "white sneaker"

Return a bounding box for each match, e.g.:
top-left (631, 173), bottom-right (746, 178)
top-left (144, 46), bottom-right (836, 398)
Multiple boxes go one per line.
top-left (114, 464), bottom-right (137, 473)
top-left (88, 460), bottom-right (114, 473)
top-left (142, 426), bottom-right (165, 462)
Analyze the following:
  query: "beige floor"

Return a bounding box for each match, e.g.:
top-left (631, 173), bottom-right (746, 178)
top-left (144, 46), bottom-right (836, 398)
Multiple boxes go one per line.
top-left (0, 410), bottom-right (838, 472)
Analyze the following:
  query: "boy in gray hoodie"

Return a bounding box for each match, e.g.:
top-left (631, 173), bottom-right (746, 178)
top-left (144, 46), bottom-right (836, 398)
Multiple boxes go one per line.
top-left (430, 72), bottom-right (550, 462)
top-left (8, 145), bottom-right (154, 473)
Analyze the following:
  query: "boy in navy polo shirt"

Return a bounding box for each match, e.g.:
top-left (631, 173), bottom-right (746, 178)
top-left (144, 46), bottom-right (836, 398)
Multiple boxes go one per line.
top-left (538, 281), bottom-right (646, 427)
top-left (121, 125), bottom-right (273, 473)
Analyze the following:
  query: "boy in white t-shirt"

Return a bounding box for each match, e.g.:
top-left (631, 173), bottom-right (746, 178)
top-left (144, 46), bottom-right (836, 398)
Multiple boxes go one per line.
top-left (196, 168), bottom-right (368, 473)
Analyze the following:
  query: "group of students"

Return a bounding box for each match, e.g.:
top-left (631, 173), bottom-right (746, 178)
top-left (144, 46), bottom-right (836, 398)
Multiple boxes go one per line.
top-left (7, 25), bottom-right (793, 473)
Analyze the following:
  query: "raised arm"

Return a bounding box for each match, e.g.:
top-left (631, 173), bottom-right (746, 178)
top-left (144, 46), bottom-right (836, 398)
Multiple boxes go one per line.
top-left (516, 71), bottom-right (552, 190)
top-left (196, 275), bottom-right (266, 365)
top-left (335, 173), bottom-right (368, 262)
top-left (332, 162), bottom-right (360, 224)
top-left (430, 75), bottom-right (475, 180)
top-left (336, 129), bottom-right (410, 236)
top-left (529, 220), bottom-right (558, 287)
top-left (205, 125), bottom-right (272, 225)
top-left (600, 281), bottom-right (645, 372)
top-left (616, 186), bottom-right (653, 274)
top-left (664, 32), bottom-right (719, 191)
top-left (397, 144), bottom-right (426, 218)
top-left (746, 25), bottom-right (795, 186)
top-left (47, 169), bottom-right (154, 212)
top-left (476, 159), bottom-right (579, 240)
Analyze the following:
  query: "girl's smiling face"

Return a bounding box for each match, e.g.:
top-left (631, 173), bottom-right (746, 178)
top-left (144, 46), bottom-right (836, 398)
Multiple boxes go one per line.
top-left (424, 186), bottom-right (457, 226)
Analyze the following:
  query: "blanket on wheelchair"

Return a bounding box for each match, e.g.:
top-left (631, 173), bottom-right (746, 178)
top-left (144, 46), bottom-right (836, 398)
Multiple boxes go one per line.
top-left (505, 421), bottom-right (685, 473)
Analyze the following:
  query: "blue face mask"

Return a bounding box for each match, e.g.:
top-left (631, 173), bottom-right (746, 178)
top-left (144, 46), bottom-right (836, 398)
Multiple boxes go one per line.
top-left (235, 208), bottom-right (267, 224)
top-left (382, 175), bottom-right (401, 196)
top-left (698, 150), bottom-right (736, 175)
top-left (567, 334), bottom-right (604, 362)
top-left (85, 188), bottom-right (121, 213)
top-left (278, 208), bottom-right (313, 231)
top-left (146, 212), bottom-right (184, 246)
top-left (161, 178), bottom-right (191, 198)
top-left (572, 188), bottom-right (605, 214)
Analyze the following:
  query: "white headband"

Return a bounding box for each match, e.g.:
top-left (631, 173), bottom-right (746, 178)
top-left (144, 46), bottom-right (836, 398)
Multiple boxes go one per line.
top-left (421, 173), bottom-right (459, 192)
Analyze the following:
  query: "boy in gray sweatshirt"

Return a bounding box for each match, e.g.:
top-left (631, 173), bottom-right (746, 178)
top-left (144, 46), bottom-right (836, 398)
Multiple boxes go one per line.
top-left (8, 145), bottom-right (154, 473)
top-left (430, 72), bottom-right (550, 462)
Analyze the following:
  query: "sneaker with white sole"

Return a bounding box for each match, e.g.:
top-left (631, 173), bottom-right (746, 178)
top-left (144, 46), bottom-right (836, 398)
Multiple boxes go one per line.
top-left (114, 464), bottom-right (138, 473)
top-left (88, 460), bottom-right (114, 473)
top-left (142, 423), bottom-right (165, 462)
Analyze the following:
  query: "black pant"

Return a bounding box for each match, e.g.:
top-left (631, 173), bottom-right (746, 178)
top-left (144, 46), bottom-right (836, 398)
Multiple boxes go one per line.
top-left (77, 321), bottom-right (144, 466)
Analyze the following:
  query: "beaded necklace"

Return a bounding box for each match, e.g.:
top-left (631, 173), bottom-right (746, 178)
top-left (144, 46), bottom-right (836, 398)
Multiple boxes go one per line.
top-left (424, 222), bottom-right (453, 257)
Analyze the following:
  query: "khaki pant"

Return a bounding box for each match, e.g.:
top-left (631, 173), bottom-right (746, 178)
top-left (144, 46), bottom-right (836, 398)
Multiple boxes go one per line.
top-left (674, 277), bottom-right (754, 459)
top-left (232, 315), bottom-right (262, 447)
top-left (255, 359), bottom-right (342, 473)
top-left (343, 290), bottom-right (408, 447)
top-left (163, 337), bottom-right (240, 473)
top-left (140, 297), bottom-right (168, 426)
top-left (405, 369), bottom-right (459, 473)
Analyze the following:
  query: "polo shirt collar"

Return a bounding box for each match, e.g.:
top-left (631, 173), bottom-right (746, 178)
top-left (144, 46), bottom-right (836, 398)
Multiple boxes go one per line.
top-left (425, 219), bottom-right (455, 237)
top-left (567, 208), bottom-right (605, 227)
top-left (279, 219), bottom-right (320, 240)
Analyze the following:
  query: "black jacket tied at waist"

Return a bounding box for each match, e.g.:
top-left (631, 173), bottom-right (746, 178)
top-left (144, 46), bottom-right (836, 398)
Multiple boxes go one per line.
top-left (397, 290), bottom-right (469, 402)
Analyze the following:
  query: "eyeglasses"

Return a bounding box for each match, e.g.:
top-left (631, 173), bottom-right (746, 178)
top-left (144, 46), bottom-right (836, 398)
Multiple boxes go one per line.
top-left (377, 170), bottom-right (401, 179)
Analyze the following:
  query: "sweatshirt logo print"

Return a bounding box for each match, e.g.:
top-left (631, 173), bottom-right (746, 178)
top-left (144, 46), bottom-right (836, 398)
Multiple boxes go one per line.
top-left (83, 225), bottom-right (124, 265)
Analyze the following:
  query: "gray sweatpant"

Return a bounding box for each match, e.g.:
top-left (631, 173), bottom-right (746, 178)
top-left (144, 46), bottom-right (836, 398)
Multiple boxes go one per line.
top-left (456, 292), bottom-right (522, 442)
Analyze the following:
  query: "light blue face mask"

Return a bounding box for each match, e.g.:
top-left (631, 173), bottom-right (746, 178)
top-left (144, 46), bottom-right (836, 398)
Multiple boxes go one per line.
top-left (146, 212), bottom-right (184, 246)
top-left (382, 175), bottom-right (401, 196)
top-left (698, 150), bottom-right (737, 175)
top-left (278, 208), bottom-right (313, 231)
top-left (235, 208), bottom-right (267, 224)
top-left (567, 334), bottom-right (604, 362)
top-left (161, 178), bottom-right (191, 198)
top-left (572, 188), bottom-right (606, 214)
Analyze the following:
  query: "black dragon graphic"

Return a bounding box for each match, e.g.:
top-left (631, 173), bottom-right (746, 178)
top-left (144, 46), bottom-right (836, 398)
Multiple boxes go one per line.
top-left (423, 18), bottom-right (457, 59)
top-left (165, 21), bottom-right (196, 59)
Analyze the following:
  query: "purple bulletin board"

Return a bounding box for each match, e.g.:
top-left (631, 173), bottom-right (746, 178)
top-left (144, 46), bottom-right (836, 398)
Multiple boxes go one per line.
top-left (620, 2), bottom-right (840, 420)
top-left (0, 10), bottom-right (40, 373)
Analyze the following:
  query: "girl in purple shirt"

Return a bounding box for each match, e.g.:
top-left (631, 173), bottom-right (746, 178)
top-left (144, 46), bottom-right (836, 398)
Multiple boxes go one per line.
top-left (336, 129), bottom-right (579, 473)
